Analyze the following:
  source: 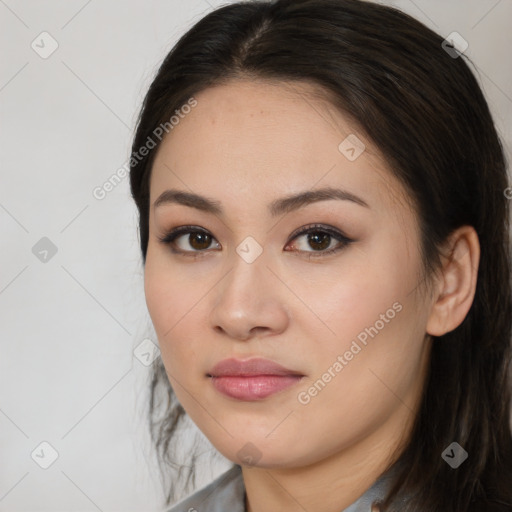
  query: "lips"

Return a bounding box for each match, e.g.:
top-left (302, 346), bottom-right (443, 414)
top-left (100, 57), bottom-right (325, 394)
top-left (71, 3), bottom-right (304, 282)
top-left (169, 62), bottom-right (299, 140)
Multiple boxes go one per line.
top-left (207, 357), bottom-right (304, 400)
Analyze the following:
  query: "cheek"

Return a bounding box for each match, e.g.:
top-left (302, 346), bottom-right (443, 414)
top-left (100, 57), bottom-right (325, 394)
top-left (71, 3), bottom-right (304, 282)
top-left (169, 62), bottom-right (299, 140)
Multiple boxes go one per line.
top-left (309, 292), bottom-right (426, 419)
top-left (143, 251), bottom-right (199, 367)
top-left (144, 250), bottom-right (170, 334)
top-left (308, 236), bottom-right (417, 353)
top-left (303, 234), bottom-right (426, 395)
top-left (292, 300), bottom-right (427, 458)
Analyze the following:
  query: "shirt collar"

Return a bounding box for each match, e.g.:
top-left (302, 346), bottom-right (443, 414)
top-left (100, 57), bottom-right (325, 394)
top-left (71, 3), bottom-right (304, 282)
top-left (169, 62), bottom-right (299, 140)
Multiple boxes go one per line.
top-left (165, 460), bottom-right (404, 512)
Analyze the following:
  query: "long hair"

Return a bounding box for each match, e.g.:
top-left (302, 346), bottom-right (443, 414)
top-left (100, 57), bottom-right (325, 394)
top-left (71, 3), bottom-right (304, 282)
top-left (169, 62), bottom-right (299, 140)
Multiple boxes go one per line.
top-left (129, 1), bottom-right (512, 509)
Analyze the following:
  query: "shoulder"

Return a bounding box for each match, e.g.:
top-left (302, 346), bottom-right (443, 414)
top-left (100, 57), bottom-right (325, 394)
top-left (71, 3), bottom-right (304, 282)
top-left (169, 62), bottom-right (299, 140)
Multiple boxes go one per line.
top-left (164, 464), bottom-right (245, 512)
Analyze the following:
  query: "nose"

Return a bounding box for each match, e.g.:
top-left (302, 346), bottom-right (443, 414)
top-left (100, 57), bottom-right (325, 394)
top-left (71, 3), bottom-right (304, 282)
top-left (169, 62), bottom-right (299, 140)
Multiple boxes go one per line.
top-left (209, 250), bottom-right (290, 341)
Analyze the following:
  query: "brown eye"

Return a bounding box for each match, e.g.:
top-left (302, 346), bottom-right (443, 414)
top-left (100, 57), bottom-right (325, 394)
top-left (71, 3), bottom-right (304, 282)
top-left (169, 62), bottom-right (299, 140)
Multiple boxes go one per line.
top-left (187, 232), bottom-right (213, 250)
top-left (159, 223), bottom-right (353, 259)
top-left (285, 224), bottom-right (354, 258)
top-left (158, 226), bottom-right (221, 255)
top-left (306, 232), bottom-right (332, 251)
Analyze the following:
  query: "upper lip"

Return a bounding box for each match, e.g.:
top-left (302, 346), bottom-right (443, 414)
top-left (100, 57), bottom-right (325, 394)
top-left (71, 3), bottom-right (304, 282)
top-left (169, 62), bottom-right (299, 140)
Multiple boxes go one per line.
top-left (208, 357), bottom-right (303, 377)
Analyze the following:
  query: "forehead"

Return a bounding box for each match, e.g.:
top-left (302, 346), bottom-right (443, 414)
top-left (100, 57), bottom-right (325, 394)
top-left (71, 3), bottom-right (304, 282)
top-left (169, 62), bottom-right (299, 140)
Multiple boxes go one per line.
top-left (149, 79), bottom-right (413, 218)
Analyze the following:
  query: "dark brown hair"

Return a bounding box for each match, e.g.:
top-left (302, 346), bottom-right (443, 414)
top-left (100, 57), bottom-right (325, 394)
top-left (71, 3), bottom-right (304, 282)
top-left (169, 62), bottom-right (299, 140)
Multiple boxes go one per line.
top-left (129, 1), bottom-right (512, 510)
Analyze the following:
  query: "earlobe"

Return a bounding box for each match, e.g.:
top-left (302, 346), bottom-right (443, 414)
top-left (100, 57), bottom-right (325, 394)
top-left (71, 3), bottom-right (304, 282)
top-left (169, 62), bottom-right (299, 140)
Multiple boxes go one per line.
top-left (426, 226), bottom-right (480, 337)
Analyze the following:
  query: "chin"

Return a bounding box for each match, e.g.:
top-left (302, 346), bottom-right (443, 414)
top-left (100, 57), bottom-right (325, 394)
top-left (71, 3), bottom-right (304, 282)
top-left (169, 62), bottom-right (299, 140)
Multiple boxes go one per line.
top-left (212, 437), bottom-right (312, 470)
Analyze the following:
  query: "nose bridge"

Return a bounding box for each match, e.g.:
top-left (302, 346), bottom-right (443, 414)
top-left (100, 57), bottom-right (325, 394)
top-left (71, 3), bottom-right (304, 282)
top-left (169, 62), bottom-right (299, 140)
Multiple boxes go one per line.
top-left (209, 241), bottom-right (289, 339)
top-left (222, 241), bottom-right (271, 306)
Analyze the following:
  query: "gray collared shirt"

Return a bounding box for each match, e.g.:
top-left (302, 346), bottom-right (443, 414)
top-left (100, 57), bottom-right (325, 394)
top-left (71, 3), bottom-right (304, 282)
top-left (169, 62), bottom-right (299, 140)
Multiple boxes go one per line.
top-left (165, 463), bottom-right (403, 512)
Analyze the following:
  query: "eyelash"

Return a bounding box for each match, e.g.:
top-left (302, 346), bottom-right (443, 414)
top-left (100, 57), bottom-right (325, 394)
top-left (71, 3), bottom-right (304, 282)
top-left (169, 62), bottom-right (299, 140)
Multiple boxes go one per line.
top-left (157, 223), bottom-right (354, 259)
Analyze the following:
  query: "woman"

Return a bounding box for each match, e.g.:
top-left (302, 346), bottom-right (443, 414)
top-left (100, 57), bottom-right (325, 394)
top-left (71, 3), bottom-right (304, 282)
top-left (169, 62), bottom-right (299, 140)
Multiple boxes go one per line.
top-left (129, 0), bottom-right (512, 510)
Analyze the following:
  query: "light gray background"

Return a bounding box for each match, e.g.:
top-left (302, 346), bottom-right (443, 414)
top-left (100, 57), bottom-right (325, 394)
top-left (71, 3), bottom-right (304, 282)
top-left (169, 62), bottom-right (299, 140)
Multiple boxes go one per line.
top-left (1, 1), bottom-right (511, 511)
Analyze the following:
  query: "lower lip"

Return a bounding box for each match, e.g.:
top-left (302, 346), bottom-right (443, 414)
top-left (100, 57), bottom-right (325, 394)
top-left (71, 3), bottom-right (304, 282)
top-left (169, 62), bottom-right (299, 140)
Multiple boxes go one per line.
top-left (210, 375), bottom-right (303, 400)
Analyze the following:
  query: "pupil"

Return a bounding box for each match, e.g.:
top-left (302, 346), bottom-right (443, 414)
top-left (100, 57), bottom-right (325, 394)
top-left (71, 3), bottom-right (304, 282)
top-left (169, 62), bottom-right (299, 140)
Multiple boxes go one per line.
top-left (308, 232), bottom-right (330, 250)
top-left (190, 232), bottom-right (211, 250)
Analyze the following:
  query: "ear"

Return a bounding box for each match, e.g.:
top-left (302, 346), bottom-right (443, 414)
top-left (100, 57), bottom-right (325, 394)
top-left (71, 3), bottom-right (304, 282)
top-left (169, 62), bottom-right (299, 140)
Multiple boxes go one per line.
top-left (426, 226), bottom-right (480, 337)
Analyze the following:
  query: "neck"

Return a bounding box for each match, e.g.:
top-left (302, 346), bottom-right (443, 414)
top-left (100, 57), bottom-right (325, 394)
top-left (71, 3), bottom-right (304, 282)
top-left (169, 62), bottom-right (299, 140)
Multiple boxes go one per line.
top-left (242, 403), bottom-right (414, 512)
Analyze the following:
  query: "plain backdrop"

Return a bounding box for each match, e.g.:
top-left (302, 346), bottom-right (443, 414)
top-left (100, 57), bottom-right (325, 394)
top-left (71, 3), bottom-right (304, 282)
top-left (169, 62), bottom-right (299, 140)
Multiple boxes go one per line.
top-left (1, 0), bottom-right (511, 510)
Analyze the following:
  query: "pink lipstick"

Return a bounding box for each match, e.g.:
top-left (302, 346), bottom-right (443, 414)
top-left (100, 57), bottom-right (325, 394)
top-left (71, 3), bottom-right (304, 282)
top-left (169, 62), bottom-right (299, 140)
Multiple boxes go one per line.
top-left (207, 357), bottom-right (304, 400)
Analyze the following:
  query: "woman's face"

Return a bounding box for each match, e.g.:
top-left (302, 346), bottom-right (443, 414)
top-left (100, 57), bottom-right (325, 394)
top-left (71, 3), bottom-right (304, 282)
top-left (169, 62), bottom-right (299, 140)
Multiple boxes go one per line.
top-left (144, 79), bottom-right (434, 469)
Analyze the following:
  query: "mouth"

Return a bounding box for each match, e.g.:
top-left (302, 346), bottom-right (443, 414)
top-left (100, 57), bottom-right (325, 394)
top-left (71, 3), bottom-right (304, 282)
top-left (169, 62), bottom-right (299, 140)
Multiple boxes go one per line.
top-left (207, 357), bottom-right (305, 401)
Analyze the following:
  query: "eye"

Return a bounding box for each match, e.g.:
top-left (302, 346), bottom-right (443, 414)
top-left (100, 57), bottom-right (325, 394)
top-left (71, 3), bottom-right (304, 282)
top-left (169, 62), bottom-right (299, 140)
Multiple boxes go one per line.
top-left (157, 223), bottom-right (354, 258)
top-left (157, 225), bottom-right (221, 257)
top-left (285, 223), bottom-right (353, 258)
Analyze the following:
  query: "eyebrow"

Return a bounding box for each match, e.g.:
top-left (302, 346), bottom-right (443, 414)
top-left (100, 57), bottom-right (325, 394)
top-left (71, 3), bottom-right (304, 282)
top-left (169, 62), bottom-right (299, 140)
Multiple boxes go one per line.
top-left (153, 186), bottom-right (370, 217)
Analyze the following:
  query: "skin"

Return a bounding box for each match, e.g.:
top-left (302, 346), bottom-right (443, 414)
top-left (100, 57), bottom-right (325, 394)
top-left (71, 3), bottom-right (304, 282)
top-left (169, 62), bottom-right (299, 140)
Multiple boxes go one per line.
top-left (144, 79), bottom-right (480, 512)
